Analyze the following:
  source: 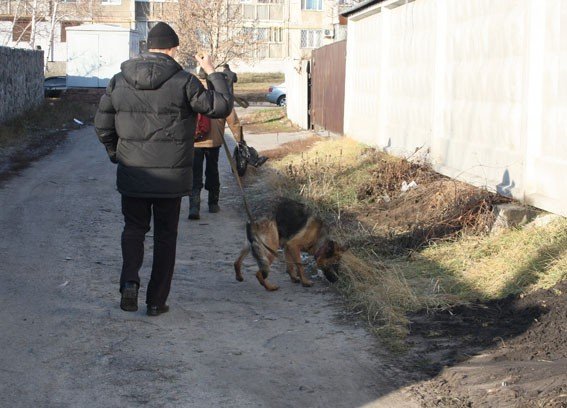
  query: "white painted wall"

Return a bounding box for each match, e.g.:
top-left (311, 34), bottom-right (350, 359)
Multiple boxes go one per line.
top-left (67, 24), bottom-right (138, 88)
top-left (343, 0), bottom-right (567, 217)
top-left (285, 59), bottom-right (309, 129)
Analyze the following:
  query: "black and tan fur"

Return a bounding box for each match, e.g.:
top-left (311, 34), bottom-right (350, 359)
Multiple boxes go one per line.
top-left (234, 199), bottom-right (347, 291)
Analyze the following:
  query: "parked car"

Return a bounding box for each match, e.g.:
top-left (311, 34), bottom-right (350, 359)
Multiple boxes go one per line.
top-left (266, 83), bottom-right (286, 107)
top-left (44, 76), bottom-right (67, 97)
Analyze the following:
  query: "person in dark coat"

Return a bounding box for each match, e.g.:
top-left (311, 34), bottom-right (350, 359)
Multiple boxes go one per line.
top-left (94, 22), bottom-right (233, 316)
top-left (188, 70), bottom-right (243, 219)
top-left (222, 63), bottom-right (237, 93)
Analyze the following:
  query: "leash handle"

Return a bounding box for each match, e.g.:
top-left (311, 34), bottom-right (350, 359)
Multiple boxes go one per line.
top-left (220, 133), bottom-right (255, 223)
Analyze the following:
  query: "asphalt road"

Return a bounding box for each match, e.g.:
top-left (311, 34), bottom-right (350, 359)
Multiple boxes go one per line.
top-left (0, 127), bottom-right (417, 407)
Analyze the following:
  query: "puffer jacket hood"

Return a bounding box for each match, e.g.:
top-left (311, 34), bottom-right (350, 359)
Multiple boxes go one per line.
top-left (120, 52), bottom-right (181, 90)
top-left (95, 56), bottom-right (234, 198)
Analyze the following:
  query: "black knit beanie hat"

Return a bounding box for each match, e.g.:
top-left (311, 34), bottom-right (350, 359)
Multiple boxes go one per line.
top-left (147, 22), bottom-right (179, 49)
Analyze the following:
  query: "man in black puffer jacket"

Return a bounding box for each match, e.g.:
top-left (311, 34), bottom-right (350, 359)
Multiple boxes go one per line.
top-left (95, 22), bottom-right (233, 316)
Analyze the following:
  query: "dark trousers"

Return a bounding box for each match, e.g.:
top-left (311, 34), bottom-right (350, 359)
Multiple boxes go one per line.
top-left (120, 195), bottom-right (181, 306)
top-left (192, 147), bottom-right (220, 193)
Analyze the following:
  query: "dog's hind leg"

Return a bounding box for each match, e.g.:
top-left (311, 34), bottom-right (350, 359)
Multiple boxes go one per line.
top-left (234, 244), bottom-right (250, 282)
top-left (255, 270), bottom-right (279, 291)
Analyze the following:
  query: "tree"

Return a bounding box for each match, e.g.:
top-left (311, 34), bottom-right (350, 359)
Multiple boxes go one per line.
top-left (1, 0), bottom-right (98, 58)
top-left (172, 0), bottom-right (260, 68)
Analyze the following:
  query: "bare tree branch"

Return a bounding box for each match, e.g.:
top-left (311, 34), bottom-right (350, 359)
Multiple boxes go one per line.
top-left (172, 0), bottom-right (259, 68)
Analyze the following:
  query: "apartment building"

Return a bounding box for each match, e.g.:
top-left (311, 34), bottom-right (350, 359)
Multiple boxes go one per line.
top-left (0, 0), bottom-right (350, 73)
top-left (234, 0), bottom-right (349, 72)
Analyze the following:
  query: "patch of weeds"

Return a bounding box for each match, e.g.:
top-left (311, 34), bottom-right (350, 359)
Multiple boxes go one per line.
top-left (249, 136), bottom-right (567, 349)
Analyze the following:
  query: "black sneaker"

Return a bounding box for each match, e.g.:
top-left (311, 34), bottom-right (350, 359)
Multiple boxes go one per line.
top-left (120, 281), bottom-right (139, 312)
top-left (147, 304), bottom-right (170, 317)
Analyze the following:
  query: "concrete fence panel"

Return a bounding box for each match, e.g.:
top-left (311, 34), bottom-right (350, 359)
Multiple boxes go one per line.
top-left (343, 0), bottom-right (567, 216)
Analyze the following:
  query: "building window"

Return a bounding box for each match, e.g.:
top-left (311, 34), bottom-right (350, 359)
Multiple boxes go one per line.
top-left (270, 27), bottom-right (283, 43)
top-left (135, 1), bottom-right (151, 19)
top-left (300, 29), bottom-right (321, 48)
top-left (136, 21), bottom-right (159, 40)
top-left (12, 19), bottom-right (31, 42)
top-left (101, 0), bottom-right (121, 5)
top-left (301, 0), bottom-right (322, 11)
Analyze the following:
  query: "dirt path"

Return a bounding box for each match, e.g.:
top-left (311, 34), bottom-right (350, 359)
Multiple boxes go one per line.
top-left (0, 127), bottom-right (417, 407)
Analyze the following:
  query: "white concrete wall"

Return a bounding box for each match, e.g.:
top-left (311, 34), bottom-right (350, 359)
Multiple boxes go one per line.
top-left (285, 59), bottom-right (309, 129)
top-left (344, 0), bottom-right (567, 217)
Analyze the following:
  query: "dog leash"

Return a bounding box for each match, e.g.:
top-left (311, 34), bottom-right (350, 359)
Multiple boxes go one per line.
top-left (220, 127), bottom-right (282, 258)
top-left (220, 127), bottom-right (255, 224)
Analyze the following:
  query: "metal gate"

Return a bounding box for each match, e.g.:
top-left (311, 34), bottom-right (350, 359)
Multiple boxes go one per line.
top-left (310, 40), bottom-right (346, 134)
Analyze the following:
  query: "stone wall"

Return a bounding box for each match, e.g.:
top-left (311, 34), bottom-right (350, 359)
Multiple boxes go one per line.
top-left (0, 47), bottom-right (44, 123)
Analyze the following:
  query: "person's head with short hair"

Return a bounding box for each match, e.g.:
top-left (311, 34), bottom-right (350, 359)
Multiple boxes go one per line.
top-left (223, 64), bottom-right (230, 70)
top-left (147, 22), bottom-right (179, 57)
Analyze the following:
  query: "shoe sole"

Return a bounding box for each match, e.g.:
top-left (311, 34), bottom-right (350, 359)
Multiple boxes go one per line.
top-left (120, 287), bottom-right (138, 312)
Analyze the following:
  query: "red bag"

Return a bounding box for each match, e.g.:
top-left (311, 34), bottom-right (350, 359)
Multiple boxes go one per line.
top-left (195, 113), bottom-right (211, 142)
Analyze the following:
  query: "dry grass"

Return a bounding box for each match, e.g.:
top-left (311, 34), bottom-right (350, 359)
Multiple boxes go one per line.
top-left (234, 73), bottom-right (284, 103)
top-left (241, 107), bottom-right (299, 133)
top-left (402, 216), bottom-right (567, 300)
top-left (0, 97), bottom-right (97, 149)
top-left (236, 72), bottom-right (284, 85)
top-left (250, 136), bottom-right (567, 348)
top-left (260, 136), bottom-right (323, 160)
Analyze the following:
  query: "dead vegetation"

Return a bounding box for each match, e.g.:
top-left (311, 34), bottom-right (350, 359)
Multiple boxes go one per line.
top-left (247, 136), bottom-right (566, 348)
top-left (0, 93), bottom-right (98, 180)
top-left (234, 73), bottom-right (284, 104)
top-left (240, 107), bottom-right (299, 134)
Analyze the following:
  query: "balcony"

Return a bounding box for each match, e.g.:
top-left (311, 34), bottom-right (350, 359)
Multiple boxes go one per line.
top-left (242, 3), bottom-right (283, 21)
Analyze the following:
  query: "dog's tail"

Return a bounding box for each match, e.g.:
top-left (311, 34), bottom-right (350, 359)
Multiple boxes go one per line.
top-left (246, 221), bottom-right (272, 279)
top-left (246, 221), bottom-right (254, 244)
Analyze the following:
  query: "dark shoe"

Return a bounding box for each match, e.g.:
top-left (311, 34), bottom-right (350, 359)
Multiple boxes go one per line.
top-left (120, 281), bottom-right (139, 312)
top-left (147, 304), bottom-right (170, 316)
top-left (188, 207), bottom-right (200, 220)
top-left (209, 203), bottom-right (220, 213)
top-left (208, 189), bottom-right (220, 213)
top-left (188, 190), bottom-right (201, 220)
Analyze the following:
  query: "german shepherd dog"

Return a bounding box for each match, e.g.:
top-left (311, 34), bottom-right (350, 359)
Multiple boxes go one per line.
top-left (234, 199), bottom-right (347, 291)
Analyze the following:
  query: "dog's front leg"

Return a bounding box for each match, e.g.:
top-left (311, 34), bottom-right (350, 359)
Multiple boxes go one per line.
top-left (287, 244), bottom-right (313, 287)
top-left (284, 245), bottom-right (300, 283)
